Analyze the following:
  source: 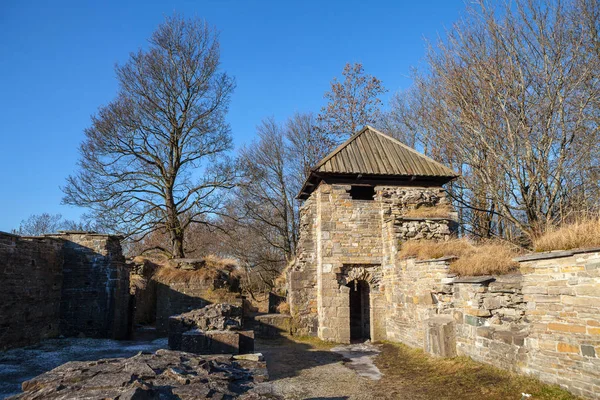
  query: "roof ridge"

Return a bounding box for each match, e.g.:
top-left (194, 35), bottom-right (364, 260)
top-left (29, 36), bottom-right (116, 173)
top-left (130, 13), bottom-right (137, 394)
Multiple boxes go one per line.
top-left (364, 126), bottom-right (458, 177)
top-left (310, 126), bottom-right (369, 171)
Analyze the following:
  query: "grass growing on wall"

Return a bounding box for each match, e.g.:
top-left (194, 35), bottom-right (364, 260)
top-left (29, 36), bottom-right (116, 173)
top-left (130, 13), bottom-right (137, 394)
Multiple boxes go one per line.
top-left (402, 204), bottom-right (454, 219)
top-left (398, 239), bottom-right (522, 276)
top-left (534, 216), bottom-right (600, 252)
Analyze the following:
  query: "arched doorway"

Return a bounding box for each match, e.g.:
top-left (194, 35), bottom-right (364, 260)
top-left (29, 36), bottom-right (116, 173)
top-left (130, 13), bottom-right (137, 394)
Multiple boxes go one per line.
top-left (347, 279), bottom-right (370, 341)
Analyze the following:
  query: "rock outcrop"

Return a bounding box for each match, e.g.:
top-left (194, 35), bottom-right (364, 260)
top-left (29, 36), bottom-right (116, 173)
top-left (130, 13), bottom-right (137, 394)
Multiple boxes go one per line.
top-left (10, 349), bottom-right (277, 399)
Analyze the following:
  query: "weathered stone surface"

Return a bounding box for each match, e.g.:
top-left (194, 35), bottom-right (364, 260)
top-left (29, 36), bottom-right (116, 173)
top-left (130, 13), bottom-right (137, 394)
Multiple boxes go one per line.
top-left (170, 303), bottom-right (243, 332)
top-left (10, 349), bottom-right (277, 399)
top-left (168, 304), bottom-right (254, 355)
top-left (254, 314), bottom-right (293, 338)
top-left (0, 231), bottom-right (129, 351)
top-left (425, 316), bottom-right (456, 357)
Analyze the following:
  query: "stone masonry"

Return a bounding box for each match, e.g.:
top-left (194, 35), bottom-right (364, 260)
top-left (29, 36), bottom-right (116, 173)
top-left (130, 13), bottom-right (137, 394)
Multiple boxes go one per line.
top-left (0, 231), bottom-right (130, 350)
top-left (0, 233), bottom-right (64, 350)
top-left (288, 183), bottom-right (455, 341)
top-left (379, 249), bottom-right (600, 399)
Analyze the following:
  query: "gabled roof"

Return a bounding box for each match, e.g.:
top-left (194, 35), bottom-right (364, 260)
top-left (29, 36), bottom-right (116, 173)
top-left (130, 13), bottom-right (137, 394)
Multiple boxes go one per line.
top-left (297, 126), bottom-right (458, 199)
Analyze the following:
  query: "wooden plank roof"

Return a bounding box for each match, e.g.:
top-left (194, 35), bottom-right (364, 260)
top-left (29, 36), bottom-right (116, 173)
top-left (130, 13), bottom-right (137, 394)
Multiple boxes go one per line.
top-left (297, 126), bottom-right (458, 199)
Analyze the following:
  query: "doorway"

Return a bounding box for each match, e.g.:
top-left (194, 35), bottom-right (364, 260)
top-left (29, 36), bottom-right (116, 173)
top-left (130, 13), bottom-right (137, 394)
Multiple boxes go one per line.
top-left (347, 280), bottom-right (370, 341)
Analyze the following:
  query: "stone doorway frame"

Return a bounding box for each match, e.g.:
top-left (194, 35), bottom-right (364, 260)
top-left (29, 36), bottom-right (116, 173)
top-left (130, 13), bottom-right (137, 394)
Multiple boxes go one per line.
top-left (336, 264), bottom-right (383, 343)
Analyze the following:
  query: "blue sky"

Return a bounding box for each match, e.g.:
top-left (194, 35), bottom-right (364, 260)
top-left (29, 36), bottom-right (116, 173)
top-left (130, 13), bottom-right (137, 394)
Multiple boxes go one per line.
top-left (0, 0), bottom-right (466, 232)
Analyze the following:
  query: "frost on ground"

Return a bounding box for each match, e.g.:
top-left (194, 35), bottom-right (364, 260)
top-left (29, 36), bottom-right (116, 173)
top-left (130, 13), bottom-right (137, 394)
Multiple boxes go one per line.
top-left (331, 342), bottom-right (382, 380)
top-left (0, 337), bottom-right (167, 399)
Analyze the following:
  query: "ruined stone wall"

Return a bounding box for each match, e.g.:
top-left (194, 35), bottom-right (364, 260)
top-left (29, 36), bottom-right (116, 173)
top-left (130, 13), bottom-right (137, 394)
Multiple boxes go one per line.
top-left (155, 282), bottom-right (242, 334)
top-left (0, 233), bottom-right (64, 350)
top-left (50, 233), bottom-right (130, 339)
top-left (450, 275), bottom-right (528, 372)
top-left (0, 231), bottom-right (130, 350)
top-left (288, 194), bottom-right (318, 335)
top-left (383, 257), bottom-right (452, 347)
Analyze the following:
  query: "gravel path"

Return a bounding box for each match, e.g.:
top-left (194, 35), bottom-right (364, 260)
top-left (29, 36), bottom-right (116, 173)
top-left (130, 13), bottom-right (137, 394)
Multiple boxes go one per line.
top-left (257, 336), bottom-right (382, 400)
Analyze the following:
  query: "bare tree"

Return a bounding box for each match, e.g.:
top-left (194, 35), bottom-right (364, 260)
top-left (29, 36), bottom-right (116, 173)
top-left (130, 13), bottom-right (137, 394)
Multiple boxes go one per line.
top-left (318, 62), bottom-right (387, 139)
top-left (235, 118), bottom-right (299, 262)
top-left (14, 213), bottom-right (64, 236)
top-left (62, 15), bottom-right (236, 258)
top-left (391, 0), bottom-right (600, 242)
top-left (285, 112), bottom-right (332, 184)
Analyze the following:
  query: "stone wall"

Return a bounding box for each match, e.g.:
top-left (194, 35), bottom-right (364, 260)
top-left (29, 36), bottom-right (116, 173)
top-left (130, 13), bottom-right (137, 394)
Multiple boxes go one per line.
top-left (50, 233), bottom-right (130, 339)
top-left (288, 194), bottom-right (318, 335)
top-left (517, 249), bottom-right (600, 398)
top-left (381, 249), bottom-right (600, 399)
top-left (288, 182), bottom-right (455, 342)
top-left (0, 233), bottom-right (64, 350)
top-left (0, 231), bottom-right (130, 350)
top-left (156, 282), bottom-right (242, 334)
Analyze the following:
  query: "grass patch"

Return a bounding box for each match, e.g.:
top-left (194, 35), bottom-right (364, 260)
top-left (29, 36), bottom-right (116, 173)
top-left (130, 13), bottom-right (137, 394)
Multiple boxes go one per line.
top-left (534, 216), bottom-right (600, 252)
top-left (290, 335), bottom-right (337, 350)
top-left (398, 238), bottom-right (522, 276)
top-left (375, 342), bottom-right (581, 400)
top-left (403, 204), bottom-right (453, 219)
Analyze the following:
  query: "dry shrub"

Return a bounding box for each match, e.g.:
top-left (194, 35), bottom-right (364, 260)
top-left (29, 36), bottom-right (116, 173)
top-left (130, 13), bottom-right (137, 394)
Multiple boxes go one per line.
top-left (399, 238), bottom-right (521, 276)
top-left (403, 204), bottom-right (453, 219)
top-left (399, 238), bottom-right (474, 260)
top-left (534, 216), bottom-right (600, 252)
top-left (276, 301), bottom-right (290, 314)
top-left (450, 242), bottom-right (521, 276)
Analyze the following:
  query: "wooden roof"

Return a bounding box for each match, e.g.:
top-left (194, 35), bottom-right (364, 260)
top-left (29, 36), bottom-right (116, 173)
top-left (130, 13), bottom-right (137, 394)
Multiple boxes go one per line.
top-left (297, 126), bottom-right (458, 199)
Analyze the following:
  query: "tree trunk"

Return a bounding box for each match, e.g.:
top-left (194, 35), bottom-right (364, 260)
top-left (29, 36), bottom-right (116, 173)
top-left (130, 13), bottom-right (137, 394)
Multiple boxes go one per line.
top-left (170, 229), bottom-right (185, 259)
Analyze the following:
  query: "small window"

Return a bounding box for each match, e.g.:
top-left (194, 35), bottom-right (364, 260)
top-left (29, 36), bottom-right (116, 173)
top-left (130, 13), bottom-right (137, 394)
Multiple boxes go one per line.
top-left (349, 185), bottom-right (375, 201)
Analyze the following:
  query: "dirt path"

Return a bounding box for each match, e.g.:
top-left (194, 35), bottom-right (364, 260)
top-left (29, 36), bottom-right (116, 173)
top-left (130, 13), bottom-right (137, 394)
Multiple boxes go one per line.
top-left (256, 336), bottom-right (581, 400)
top-left (256, 336), bottom-right (379, 400)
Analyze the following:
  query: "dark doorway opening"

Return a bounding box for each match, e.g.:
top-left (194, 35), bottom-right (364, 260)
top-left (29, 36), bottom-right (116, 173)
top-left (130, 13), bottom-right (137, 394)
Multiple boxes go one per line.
top-left (347, 280), bottom-right (370, 341)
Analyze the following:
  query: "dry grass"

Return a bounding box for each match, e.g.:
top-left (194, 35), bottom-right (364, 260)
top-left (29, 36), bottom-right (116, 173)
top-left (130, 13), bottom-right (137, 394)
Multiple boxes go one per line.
top-left (403, 204), bottom-right (453, 219)
top-left (276, 301), bottom-right (290, 314)
top-left (375, 342), bottom-right (581, 400)
top-left (151, 254), bottom-right (239, 285)
top-left (534, 216), bottom-right (600, 252)
top-left (399, 238), bottom-right (521, 276)
top-left (129, 274), bottom-right (148, 291)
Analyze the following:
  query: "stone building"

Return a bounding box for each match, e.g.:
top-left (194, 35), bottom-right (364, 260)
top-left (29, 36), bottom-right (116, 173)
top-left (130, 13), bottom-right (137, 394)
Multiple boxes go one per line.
top-left (289, 126), bottom-right (458, 342)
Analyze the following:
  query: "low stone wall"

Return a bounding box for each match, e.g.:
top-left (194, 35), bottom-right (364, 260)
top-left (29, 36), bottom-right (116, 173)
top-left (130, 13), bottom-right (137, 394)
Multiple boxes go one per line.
top-left (156, 281), bottom-right (242, 334)
top-left (0, 233), bottom-right (64, 350)
top-left (383, 249), bottom-right (600, 399)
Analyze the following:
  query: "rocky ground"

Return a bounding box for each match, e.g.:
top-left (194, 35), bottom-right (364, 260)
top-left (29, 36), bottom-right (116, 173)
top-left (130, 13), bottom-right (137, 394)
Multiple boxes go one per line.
top-left (2, 334), bottom-right (582, 400)
top-left (0, 337), bottom-right (167, 399)
top-left (10, 349), bottom-right (275, 400)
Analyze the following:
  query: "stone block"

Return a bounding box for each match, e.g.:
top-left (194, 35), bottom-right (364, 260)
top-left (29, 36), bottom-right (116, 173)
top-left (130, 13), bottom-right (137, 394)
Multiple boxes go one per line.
top-left (557, 342), bottom-right (580, 354)
top-left (424, 316), bottom-right (457, 357)
top-left (581, 345), bottom-right (596, 358)
top-left (179, 329), bottom-right (254, 355)
top-left (464, 315), bottom-right (485, 327)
